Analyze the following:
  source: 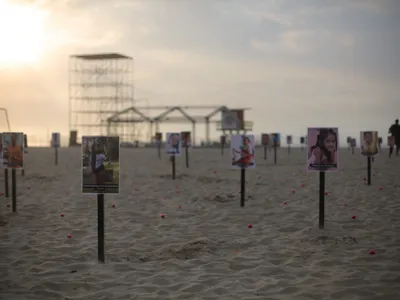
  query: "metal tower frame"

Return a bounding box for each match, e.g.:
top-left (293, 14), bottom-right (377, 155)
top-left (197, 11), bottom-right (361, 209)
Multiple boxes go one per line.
top-left (68, 53), bottom-right (135, 142)
top-left (0, 108), bottom-right (11, 131)
top-left (106, 105), bottom-right (253, 145)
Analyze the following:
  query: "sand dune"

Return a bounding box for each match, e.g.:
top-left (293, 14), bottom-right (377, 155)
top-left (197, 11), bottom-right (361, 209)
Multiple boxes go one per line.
top-left (0, 147), bottom-right (399, 300)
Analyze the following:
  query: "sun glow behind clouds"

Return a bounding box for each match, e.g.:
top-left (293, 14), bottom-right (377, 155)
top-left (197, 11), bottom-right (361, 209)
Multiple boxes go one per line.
top-left (0, 0), bottom-right (48, 65)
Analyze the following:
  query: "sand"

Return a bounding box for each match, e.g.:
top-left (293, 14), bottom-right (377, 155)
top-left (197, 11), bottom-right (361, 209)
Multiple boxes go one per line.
top-left (0, 147), bottom-right (399, 300)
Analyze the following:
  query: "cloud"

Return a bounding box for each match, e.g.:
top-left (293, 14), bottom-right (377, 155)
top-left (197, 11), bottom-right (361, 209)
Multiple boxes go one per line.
top-left (50, 30), bottom-right (123, 49)
top-left (251, 29), bottom-right (355, 55)
top-left (2, 0), bottom-right (400, 139)
top-left (346, 0), bottom-right (396, 13)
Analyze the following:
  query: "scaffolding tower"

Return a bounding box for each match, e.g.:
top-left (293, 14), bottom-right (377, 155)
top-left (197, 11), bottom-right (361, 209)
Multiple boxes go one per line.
top-left (68, 53), bottom-right (135, 143)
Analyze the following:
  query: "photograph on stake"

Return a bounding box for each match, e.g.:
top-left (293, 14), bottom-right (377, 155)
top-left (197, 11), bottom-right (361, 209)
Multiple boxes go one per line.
top-left (166, 132), bottom-right (181, 155)
top-left (360, 131), bottom-right (379, 156)
top-left (0, 133), bottom-right (3, 165)
top-left (155, 132), bottom-right (162, 145)
top-left (2, 132), bottom-right (24, 169)
top-left (261, 133), bottom-right (269, 146)
top-left (181, 131), bottom-right (191, 148)
top-left (221, 109), bottom-right (243, 130)
top-left (307, 128), bottom-right (339, 172)
top-left (24, 134), bottom-right (28, 153)
top-left (52, 132), bottom-right (60, 148)
top-left (351, 138), bottom-right (357, 148)
top-left (81, 136), bottom-right (120, 194)
top-left (271, 133), bottom-right (281, 147)
top-left (231, 134), bottom-right (255, 169)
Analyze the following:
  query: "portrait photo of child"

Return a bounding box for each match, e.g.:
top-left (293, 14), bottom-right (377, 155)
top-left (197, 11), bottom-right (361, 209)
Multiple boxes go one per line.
top-left (166, 132), bottom-right (181, 156)
top-left (307, 128), bottom-right (339, 172)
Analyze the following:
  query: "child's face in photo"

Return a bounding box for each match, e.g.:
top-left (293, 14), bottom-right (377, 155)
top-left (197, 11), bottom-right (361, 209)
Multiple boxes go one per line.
top-left (324, 133), bottom-right (336, 152)
top-left (262, 136), bottom-right (268, 143)
top-left (364, 133), bottom-right (373, 144)
top-left (171, 135), bottom-right (179, 146)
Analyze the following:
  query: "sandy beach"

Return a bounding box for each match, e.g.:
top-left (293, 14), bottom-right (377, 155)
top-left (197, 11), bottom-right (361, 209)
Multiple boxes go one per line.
top-left (0, 147), bottom-right (399, 300)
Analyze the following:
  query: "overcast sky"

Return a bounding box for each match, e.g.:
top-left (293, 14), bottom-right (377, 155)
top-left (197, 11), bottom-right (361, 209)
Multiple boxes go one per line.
top-left (0, 0), bottom-right (399, 145)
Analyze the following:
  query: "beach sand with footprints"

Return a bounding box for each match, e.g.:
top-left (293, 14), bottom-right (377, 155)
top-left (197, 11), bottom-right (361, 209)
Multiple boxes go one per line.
top-left (0, 147), bottom-right (399, 300)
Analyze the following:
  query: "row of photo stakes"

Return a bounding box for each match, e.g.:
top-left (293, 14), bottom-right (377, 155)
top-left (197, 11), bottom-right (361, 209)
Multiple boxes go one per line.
top-left (0, 129), bottom-right (396, 195)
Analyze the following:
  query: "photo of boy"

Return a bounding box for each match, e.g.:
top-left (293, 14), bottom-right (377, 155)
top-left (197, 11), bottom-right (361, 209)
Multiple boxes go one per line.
top-left (82, 136), bottom-right (120, 194)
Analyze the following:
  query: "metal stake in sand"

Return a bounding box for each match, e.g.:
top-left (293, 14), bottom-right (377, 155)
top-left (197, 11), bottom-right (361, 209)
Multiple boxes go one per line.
top-left (171, 155), bottom-right (176, 180)
top-left (55, 148), bottom-right (58, 165)
top-left (220, 135), bottom-right (225, 156)
top-left (181, 131), bottom-right (191, 168)
top-left (367, 156), bottom-right (372, 185)
top-left (155, 132), bottom-right (162, 159)
top-left (287, 136), bottom-right (292, 154)
top-left (319, 171), bottom-right (325, 229)
top-left (263, 146), bottom-right (267, 160)
top-left (240, 168), bottom-right (246, 207)
top-left (4, 169), bottom-right (9, 198)
top-left (52, 132), bottom-right (60, 165)
top-left (300, 137), bottom-right (305, 152)
top-left (185, 146), bottom-right (189, 168)
top-left (97, 193), bottom-right (105, 263)
top-left (11, 168), bottom-right (17, 212)
top-left (261, 135), bottom-right (268, 160)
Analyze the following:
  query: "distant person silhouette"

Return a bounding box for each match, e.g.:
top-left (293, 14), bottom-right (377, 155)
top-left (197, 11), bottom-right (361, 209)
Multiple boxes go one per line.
top-left (388, 119), bottom-right (400, 157)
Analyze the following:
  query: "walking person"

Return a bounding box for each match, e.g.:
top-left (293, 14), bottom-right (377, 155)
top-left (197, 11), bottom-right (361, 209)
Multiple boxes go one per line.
top-left (388, 119), bottom-right (400, 157)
